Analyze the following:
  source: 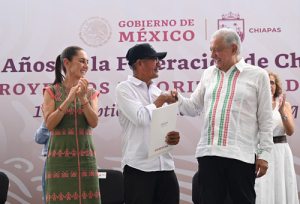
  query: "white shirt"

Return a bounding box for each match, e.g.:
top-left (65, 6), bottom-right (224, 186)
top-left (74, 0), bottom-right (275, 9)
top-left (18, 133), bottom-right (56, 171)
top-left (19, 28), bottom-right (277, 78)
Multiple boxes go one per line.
top-left (115, 75), bottom-right (175, 171)
top-left (178, 58), bottom-right (273, 164)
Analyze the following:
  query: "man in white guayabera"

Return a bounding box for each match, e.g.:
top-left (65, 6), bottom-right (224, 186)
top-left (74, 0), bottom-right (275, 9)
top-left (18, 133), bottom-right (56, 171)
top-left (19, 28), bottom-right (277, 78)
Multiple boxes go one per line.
top-left (115, 43), bottom-right (181, 204)
top-left (172, 28), bottom-right (273, 204)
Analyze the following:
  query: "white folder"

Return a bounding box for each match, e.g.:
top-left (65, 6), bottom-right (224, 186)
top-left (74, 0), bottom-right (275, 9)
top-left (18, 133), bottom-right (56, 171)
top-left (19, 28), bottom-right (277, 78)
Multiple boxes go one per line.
top-left (148, 102), bottom-right (178, 159)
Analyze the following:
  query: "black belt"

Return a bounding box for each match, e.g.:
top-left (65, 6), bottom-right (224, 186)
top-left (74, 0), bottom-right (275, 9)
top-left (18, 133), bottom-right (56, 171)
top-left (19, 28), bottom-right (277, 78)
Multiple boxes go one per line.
top-left (273, 135), bottom-right (287, 143)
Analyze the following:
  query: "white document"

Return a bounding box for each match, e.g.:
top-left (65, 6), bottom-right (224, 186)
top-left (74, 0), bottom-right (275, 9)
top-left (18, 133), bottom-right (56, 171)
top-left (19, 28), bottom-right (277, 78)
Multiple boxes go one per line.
top-left (148, 102), bottom-right (179, 159)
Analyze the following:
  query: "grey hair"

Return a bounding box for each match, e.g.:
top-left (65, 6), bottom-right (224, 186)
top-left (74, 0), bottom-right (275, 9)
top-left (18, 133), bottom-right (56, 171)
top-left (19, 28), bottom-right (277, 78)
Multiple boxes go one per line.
top-left (130, 62), bottom-right (137, 71)
top-left (212, 28), bottom-right (242, 56)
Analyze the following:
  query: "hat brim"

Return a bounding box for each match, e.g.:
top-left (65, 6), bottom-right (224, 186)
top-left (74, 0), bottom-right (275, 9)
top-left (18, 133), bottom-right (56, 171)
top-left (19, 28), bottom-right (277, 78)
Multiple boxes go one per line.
top-left (149, 52), bottom-right (167, 60)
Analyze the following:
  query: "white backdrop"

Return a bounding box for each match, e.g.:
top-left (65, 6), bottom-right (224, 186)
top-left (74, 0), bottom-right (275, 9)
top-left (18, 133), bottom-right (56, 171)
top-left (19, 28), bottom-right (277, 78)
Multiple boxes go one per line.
top-left (0, 0), bottom-right (300, 203)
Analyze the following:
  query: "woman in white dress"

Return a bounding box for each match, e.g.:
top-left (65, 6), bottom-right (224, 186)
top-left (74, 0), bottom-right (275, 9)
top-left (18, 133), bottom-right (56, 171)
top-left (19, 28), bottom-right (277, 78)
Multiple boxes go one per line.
top-left (255, 71), bottom-right (299, 204)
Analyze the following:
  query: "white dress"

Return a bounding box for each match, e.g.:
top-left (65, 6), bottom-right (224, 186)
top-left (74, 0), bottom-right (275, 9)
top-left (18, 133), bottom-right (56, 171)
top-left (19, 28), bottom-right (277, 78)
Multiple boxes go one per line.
top-left (255, 101), bottom-right (299, 204)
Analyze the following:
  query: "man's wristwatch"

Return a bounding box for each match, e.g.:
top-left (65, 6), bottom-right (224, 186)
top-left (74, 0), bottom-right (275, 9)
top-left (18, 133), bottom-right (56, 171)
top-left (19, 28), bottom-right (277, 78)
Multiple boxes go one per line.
top-left (282, 114), bottom-right (288, 120)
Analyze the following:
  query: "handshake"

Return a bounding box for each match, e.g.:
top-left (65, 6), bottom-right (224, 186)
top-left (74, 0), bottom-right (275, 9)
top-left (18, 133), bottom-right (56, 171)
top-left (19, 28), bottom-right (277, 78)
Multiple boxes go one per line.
top-left (160, 89), bottom-right (178, 104)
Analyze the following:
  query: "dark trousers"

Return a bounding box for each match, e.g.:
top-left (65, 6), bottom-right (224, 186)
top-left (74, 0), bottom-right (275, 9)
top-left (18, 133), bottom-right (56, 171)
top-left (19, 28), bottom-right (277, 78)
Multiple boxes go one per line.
top-left (123, 165), bottom-right (180, 204)
top-left (197, 156), bottom-right (256, 204)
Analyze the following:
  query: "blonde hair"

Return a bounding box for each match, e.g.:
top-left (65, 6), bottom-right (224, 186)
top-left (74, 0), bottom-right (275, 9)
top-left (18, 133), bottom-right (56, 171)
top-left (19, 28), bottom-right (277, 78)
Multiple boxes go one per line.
top-left (268, 71), bottom-right (282, 98)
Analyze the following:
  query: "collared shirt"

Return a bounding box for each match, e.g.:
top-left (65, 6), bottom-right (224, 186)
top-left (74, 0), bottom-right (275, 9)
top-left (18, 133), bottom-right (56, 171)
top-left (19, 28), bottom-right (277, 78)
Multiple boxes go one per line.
top-left (178, 58), bottom-right (273, 164)
top-left (115, 75), bottom-right (175, 172)
top-left (34, 120), bottom-right (50, 156)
